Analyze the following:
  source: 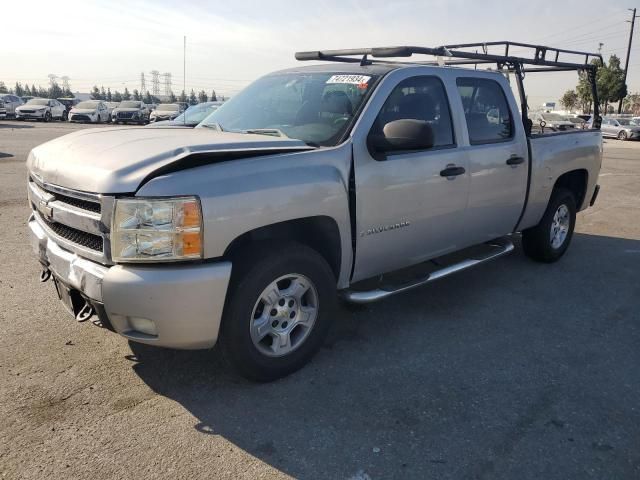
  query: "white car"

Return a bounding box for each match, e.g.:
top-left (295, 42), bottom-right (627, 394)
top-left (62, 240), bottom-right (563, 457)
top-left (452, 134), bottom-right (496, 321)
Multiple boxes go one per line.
top-left (149, 103), bottom-right (185, 122)
top-left (15, 98), bottom-right (67, 122)
top-left (69, 100), bottom-right (110, 123)
top-left (0, 94), bottom-right (24, 117)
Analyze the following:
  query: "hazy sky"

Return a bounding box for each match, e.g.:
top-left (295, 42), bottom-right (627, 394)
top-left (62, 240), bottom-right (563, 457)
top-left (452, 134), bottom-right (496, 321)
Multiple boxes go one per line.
top-left (3, 0), bottom-right (638, 105)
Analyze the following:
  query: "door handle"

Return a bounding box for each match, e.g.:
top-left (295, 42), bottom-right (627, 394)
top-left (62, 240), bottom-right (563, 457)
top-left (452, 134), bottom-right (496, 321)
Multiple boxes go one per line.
top-left (440, 165), bottom-right (466, 178)
top-left (506, 156), bottom-right (525, 166)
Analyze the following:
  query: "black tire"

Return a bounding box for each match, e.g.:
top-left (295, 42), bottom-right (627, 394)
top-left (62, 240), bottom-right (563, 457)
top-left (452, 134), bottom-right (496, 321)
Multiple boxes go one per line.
top-left (618, 131), bottom-right (627, 141)
top-left (522, 188), bottom-right (577, 263)
top-left (221, 243), bottom-right (337, 382)
top-left (44, 111), bottom-right (51, 122)
top-left (62, 110), bottom-right (68, 121)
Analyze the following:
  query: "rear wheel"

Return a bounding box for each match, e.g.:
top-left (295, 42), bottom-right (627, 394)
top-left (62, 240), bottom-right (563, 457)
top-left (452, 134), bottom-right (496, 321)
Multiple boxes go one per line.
top-left (62, 110), bottom-right (68, 121)
top-left (618, 130), bottom-right (628, 141)
top-left (221, 243), bottom-right (336, 381)
top-left (522, 188), bottom-right (577, 263)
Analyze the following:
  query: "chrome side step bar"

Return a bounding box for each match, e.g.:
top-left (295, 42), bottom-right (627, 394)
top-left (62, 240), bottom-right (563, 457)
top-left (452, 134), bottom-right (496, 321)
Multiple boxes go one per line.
top-left (342, 237), bottom-right (515, 304)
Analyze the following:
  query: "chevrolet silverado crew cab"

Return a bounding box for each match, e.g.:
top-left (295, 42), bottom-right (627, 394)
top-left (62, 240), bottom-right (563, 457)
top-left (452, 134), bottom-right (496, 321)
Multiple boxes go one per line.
top-left (27, 42), bottom-right (603, 381)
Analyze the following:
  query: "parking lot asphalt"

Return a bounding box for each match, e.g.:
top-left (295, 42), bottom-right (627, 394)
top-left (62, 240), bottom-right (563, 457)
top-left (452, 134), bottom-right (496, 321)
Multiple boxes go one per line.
top-left (0, 120), bottom-right (639, 480)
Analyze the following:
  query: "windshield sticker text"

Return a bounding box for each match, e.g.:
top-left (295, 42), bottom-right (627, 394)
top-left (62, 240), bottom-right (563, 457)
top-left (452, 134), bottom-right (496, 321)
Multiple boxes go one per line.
top-left (326, 75), bottom-right (371, 86)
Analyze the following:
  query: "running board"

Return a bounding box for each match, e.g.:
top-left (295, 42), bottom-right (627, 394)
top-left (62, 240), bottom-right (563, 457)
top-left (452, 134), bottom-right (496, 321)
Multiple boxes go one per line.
top-left (342, 238), bottom-right (515, 304)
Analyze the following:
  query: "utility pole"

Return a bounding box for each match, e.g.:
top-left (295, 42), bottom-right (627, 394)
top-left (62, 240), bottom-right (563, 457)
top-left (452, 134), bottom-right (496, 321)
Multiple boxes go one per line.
top-left (183, 36), bottom-right (186, 101)
top-left (163, 72), bottom-right (172, 96)
top-left (150, 70), bottom-right (160, 96)
top-left (140, 72), bottom-right (146, 94)
top-left (618, 8), bottom-right (639, 114)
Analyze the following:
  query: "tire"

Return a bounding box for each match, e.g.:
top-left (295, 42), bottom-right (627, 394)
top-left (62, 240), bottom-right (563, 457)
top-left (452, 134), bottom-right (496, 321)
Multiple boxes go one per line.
top-left (221, 243), bottom-right (337, 382)
top-left (44, 111), bottom-right (51, 123)
top-left (617, 131), bottom-right (627, 141)
top-left (62, 111), bottom-right (68, 121)
top-left (522, 188), bottom-right (577, 263)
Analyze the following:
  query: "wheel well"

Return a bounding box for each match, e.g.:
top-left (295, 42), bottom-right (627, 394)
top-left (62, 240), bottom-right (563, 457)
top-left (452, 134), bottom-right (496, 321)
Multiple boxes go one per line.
top-left (553, 169), bottom-right (588, 209)
top-left (223, 217), bottom-right (342, 281)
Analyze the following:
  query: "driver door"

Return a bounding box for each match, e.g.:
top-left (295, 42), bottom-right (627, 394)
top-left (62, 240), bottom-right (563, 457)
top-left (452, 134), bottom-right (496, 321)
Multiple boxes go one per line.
top-left (351, 72), bottom-right (469, 282)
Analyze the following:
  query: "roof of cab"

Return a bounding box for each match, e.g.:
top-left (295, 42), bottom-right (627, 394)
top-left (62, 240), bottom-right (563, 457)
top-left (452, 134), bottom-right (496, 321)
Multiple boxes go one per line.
top-left (269, 62), bottom-right (400, 77)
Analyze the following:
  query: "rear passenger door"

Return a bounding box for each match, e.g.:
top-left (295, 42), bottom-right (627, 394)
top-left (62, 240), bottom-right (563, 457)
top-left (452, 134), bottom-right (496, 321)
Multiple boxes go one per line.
top-left (352, 72), bottom-right (469, 282)
top-left (455, 76), bottom-right (528, 244)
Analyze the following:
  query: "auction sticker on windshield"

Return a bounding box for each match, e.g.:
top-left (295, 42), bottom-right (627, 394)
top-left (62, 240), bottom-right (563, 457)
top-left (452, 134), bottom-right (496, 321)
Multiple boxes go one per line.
top-left (326, 75), bottom-right (371, 85)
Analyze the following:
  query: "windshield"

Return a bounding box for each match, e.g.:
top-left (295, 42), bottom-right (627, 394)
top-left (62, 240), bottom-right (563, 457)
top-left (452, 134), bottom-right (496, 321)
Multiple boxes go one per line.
top-left (174, 103), bottom-right (219, 124)
top-left (76, 101), bottom-right (99, 109)
top-left (157, 104), bottom-right (180, 112)
top-left (27, 99), bottom-right (49, 106)
top-left (198, 72), bottom-right (379, 146)
top-left (616, 119), bottom-right (632, 126)
top-left (120, 101), bottom-right (141, 108)
top-left (541, 113), bottom-right (565, 121)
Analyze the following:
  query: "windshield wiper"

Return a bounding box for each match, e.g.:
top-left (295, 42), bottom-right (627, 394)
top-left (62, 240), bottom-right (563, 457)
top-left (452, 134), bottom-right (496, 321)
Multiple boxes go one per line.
top-left (201, 122), bottom-right (224, 132)
top-left (242, 128), bottom-right (288, 138)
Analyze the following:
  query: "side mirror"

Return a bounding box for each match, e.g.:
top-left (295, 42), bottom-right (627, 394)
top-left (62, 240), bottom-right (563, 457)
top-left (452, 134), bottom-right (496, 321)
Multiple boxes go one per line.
top-left (369, 119), bottom-right (434, 154)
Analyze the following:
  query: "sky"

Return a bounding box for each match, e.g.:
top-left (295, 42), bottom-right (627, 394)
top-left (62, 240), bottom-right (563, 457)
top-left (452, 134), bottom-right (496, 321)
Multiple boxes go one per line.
top-left (2, 0), bottom-right (638, 106)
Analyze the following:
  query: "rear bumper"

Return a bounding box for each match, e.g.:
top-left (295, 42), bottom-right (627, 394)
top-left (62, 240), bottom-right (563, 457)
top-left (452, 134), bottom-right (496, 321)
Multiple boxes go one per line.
top-left (29, 215), bottom-right (232, 349)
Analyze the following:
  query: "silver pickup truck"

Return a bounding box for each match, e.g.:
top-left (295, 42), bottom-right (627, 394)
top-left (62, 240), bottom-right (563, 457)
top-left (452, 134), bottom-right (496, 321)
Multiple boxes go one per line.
top-left (27, 42), bottom-right (603, 381)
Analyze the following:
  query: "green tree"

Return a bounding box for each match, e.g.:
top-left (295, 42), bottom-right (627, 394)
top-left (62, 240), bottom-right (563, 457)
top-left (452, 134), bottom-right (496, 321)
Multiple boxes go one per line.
top-left (132, 89), bottom-right (140, 101)
top-left (597, 55), bottom-right (626, 114)
top-left (0, 81), bottom-right (8, 94)
top-left (91, 85), bottom-right (102, 100)
top-left (178, 90), bottom-right (187, 103)
top-left (560, 89), bottom-right (579, 112)
top-left (113, 90), bottom-right (123, 102)
top-left (622, 92), bottom-right (640, 115)
top-left (210, 89), bottom-right (217, 101)
top-left (198, 90), bottom-right (208, 103)
top-left (122, 88), bottom-right (131, 100)
top-left (107, 88), bottom-right (112, 102)
top-left (189, 89), bottom-right (198, 105)
top-left (31, 84), bottom-right (38, 97)
top-left (48, 82), bottom-right (63, 99)
top-left (24, 85), bottom-right (31, 96)
top-left (144, 91), bottom-right (153, 104)
top-left (168, 91), bottom-right (177, 102)
top-left (14, 82), bottom-right (24, 97)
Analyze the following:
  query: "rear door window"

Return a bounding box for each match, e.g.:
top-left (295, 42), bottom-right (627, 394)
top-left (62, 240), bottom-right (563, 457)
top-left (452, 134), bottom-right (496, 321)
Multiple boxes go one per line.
top-left (457, 78), bottom-right (513, 144)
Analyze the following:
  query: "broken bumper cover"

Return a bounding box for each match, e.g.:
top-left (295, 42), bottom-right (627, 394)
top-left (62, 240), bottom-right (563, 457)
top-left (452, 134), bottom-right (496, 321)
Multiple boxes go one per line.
top-left (29, 215), bottom-right (232, 349)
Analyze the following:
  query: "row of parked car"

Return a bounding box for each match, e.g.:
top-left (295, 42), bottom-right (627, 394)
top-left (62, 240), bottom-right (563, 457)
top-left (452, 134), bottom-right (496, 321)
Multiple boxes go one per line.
top-left (0, 94), bottom-right (223, 127)
top-left (530, 111), bottom-right (640, 140)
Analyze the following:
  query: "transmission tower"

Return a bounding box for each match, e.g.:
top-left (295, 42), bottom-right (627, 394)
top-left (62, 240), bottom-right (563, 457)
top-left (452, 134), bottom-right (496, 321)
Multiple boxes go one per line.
top-left (162, 72), bottom-right (172, 96)
top-left (140, 72), bottom-right (146, 94)
top-left (61, 76), bottom-right (71, 91)
top-left (150, 70), bottom-right (160, 95)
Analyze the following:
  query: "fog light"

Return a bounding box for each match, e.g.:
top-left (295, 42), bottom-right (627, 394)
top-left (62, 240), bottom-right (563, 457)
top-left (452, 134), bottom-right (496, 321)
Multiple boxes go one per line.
top-left (128, 316), bottom-right (157, 336)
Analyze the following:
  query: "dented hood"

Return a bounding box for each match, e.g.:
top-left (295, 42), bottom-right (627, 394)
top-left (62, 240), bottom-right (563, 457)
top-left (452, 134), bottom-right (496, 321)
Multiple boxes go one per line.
top-left (27, 126), bottom-right (310, 193)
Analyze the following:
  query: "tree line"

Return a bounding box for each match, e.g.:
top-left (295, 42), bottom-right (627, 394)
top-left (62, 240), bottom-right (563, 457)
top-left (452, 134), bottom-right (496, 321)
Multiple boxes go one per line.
top-left (0, 80), bottom-right (222, 106)
top-left (559, 54), bottom-right (639, 115)
top-left (0, 81), bottom-right (73, 99)
top-left (88, 86), bottom-right (218, 105)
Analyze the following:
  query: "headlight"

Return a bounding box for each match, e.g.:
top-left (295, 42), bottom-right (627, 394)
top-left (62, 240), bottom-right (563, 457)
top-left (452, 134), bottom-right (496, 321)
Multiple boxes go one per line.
top-left (111, 197), bottom-right (203, 262)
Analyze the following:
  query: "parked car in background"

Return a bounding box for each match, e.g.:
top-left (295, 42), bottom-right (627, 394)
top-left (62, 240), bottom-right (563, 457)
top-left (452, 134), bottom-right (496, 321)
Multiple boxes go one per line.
top-left (57, 97), bottom-right (80, 114)
top-left (21, 96), bottom-right (34, 104)
top-left (111, 100), bottom-right (149, 124)
top-left (531, 112), bottom-right (575, 132)
top-left (69, 100), bottom-right (110, 123)
top-left (105, 102), bottom-right (119, 117)
top-left (566, 115), bottom-right (587, 129)
top-left (601, 117), bottom-right (640, 141)
top-left (15, 98), bottom-right (67, 121)
top-left (146, 101), bottom-right (223, 127)
top-left (0, 94), bottom-right (24, 117)
top-left (149, 103), bottom-right (186, 122)
top-left (0, 99), bottom-right (6, 119)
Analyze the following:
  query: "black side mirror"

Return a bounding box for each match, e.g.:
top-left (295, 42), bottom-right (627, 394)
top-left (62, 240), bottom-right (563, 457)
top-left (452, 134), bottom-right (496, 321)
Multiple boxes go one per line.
top-left (369, 119), bottom-right (434, 154)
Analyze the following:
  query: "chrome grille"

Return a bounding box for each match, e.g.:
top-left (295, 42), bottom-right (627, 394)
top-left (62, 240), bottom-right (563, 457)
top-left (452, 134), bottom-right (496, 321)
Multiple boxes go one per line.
top-left (28, 175), bottom-right (112, 264)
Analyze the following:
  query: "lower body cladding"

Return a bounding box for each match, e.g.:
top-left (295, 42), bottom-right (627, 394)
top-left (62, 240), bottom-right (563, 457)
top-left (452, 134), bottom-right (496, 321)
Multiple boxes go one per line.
top-left (29, 216), bottom-right (232, 349)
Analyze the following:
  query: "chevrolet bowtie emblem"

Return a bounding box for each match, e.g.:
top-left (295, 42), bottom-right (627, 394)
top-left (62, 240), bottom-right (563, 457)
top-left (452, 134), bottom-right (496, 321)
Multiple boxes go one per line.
top-left (38, 199), bottom-right (54, 221)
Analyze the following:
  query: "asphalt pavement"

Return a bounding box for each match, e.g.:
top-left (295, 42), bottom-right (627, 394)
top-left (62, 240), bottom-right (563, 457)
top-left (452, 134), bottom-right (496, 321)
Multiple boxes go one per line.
top-left (0, 120), bottom-right (639, 479)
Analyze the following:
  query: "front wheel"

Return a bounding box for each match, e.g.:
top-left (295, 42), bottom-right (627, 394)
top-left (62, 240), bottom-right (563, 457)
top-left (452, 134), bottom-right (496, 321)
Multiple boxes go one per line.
top-left (522, 188), bottom-right (577, 263)
top-left (221, 243), bottom-right (336, 381)
top-left (43, 111), bottom-right (51, 122)
top-left (618, 131), bottom-right (628, 141)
